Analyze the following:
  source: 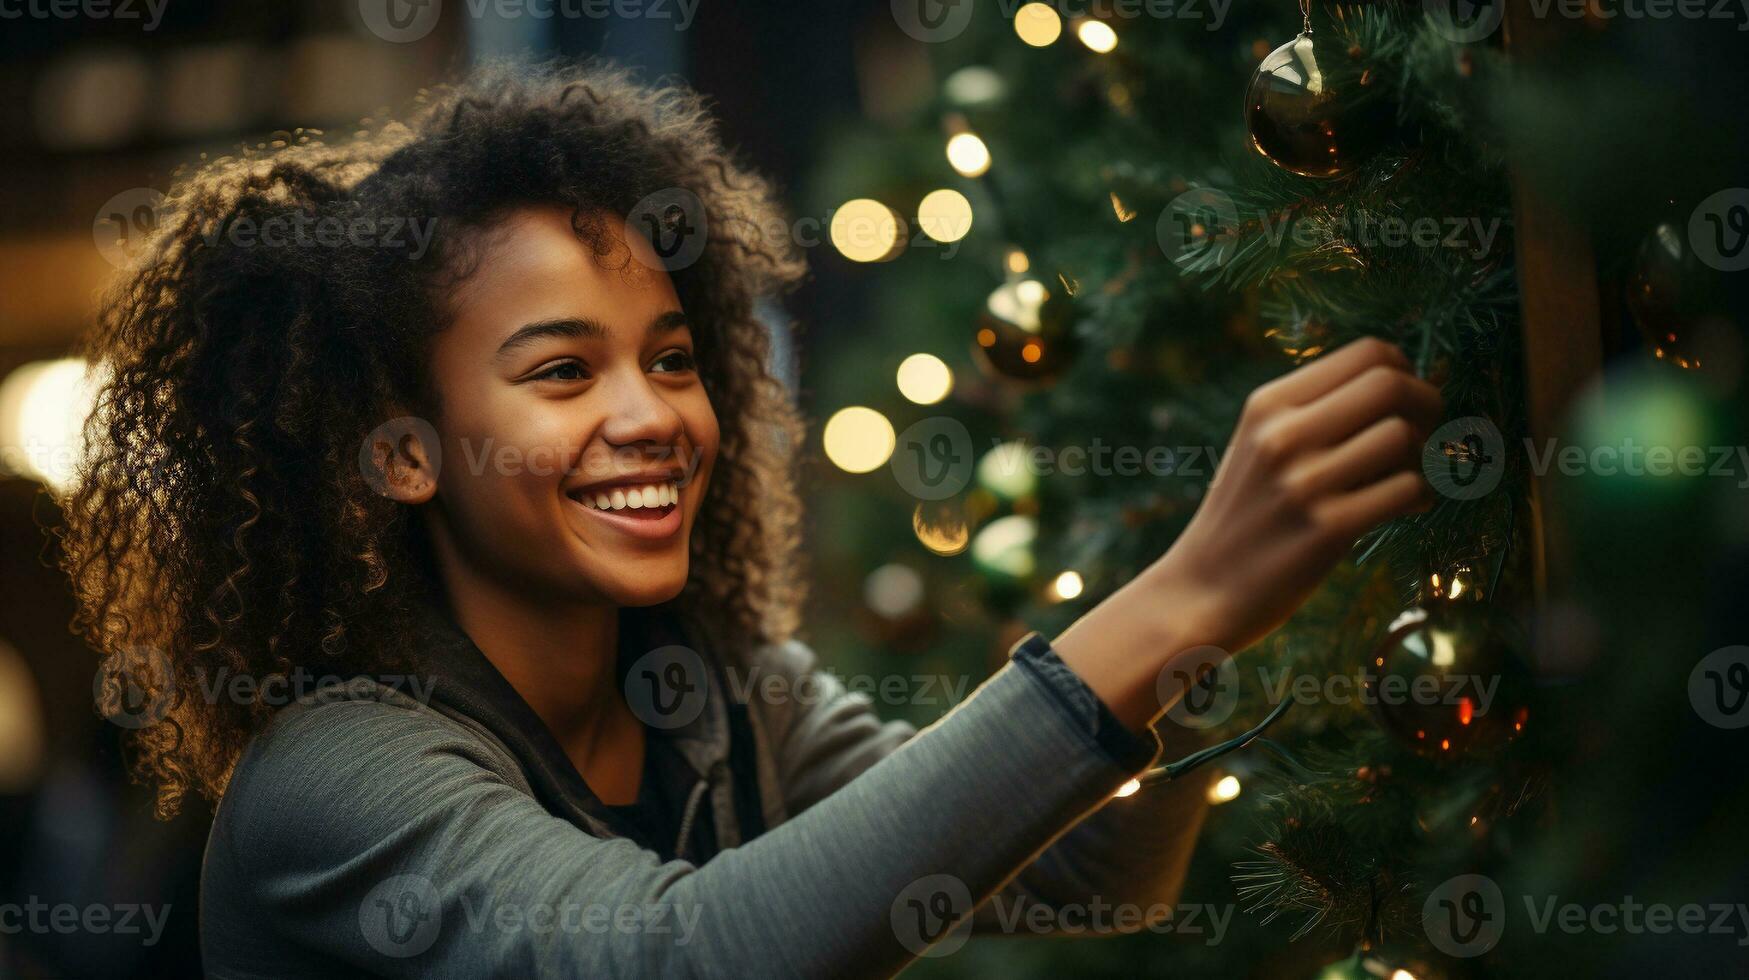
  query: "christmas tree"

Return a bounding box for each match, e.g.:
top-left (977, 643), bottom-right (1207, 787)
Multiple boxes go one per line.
top-left (805, 1), bottom-right (1749, 976)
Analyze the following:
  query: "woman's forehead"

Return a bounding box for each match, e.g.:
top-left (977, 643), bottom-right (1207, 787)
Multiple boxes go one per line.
top-left (444, 206), bottom-right (681, 346)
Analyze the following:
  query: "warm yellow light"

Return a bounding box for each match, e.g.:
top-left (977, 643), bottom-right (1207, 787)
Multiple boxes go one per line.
top-left (913, 502), bottom-right (970, 556)
top-left (1014, 2), bottom-right (1062, 46)
top-left (896, 353), bottom-right (954, 405)
top-left (946, 132), bottom-right (991, 178)
top-left (916, 188), bottom-right (974, 244)
top-left (0, 357), bottom-right (104, 494)
top-left (1114, 778), bottom-right (1141, 798)
top-left (1208, 775), bottom-right (1241, 803)
top-left (822, 406), bottom-right (896, 473)
top-left (1052, 570), bottom-right (1084, 600)
top-left (830, 199), bottom-right (904, 263)
top-left (1005, 248), bottom-right (1030, 274)
top-left (1110, 191), bottom-right (1136, 222)
top-left (1077, 20), bottom-right (1118, 53)
top-left (1389, 971), bottom-right (1420, 980)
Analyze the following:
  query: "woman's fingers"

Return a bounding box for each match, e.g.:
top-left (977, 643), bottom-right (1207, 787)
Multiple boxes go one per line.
top-left (1247, 337), bottom-right (1410, 413)
top-left (1286, 415), bottom-right (1423, 498)
top-left (1317, 470), bottom-right (1435, 540)
top-left (1280, 363), bottom-right (1443, 449)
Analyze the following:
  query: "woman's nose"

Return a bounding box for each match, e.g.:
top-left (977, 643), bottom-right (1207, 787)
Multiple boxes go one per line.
top-left (598, 370), bottom-right (685, 448)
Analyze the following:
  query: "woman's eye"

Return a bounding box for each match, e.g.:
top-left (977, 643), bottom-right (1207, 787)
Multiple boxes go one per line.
top-left (651, 350), bottom-right (696, 374)
top-left (532, 361), bottom-right (589, 382)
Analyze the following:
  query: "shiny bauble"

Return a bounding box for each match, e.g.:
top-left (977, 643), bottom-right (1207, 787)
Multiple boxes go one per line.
top-left (1625, 221), bottom-right (1735, 373)
top-left (1365, 602), bottom-right (1531, 760)
top-left (973, 276), bottom-right (1079, 385)
top-left (1245, 32), bottom-right (1393, 178)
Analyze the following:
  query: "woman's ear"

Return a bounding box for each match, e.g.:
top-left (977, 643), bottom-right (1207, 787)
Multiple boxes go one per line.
top-left (359, 416), bottom-right (443, 504)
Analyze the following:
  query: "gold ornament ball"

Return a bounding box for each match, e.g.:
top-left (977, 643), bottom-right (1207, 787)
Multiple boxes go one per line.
top-left (1365, 601), bottom-right (1531, 760)
top-left (974, 277), bottom-right (1079, 385)
top-left (1625, 221), bottom-right (1732, 372)
top-left (1245, 31), bottom-right (1392, 178)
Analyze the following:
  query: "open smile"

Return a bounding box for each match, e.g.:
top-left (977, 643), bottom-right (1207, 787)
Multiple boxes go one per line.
top-left (565, 480), bottom-right (683, 541)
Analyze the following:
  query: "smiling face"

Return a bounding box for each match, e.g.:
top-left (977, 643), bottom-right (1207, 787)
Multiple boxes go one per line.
top-left (418, 205), bottom-right (717, 609)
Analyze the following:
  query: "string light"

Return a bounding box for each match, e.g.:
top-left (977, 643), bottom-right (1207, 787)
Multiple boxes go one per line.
top-left (1014, 3), bottom-right (1063, 46)
top-left (822, 406), bottom-right (895, 473)
top-left (916, 188), bottom-right (974, 244)
top-left (1208, 774), bottom-right (1242, 803)
top-left (896, 353), bottom-right (954, 405)
top-left (945, 132), bottom-right (991, 177)
top-left (913, 502), bottom-right (970, 556)
top-left (1076, 19), bottom-right (1118, 53)
top-left (1114, 778), bottom-right (1141, 798)
top-left (1051, 570), bottom-right (1084, 600)
top-left (830, 199), bottom-right (904, 263)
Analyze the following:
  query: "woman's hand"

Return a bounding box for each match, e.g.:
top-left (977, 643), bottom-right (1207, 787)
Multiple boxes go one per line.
top-left (1052, 338), bottom-right (1443, 735)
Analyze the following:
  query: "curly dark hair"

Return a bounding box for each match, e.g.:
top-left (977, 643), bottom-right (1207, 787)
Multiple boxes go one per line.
top-left (60, 60), bottom-right (810, 819)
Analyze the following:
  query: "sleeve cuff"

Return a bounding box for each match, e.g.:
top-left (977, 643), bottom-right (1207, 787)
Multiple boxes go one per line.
top-left (1008, 631), bottom-right (1162, 775)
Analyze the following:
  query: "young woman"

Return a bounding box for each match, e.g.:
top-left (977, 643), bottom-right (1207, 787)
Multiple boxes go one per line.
top-left (63, 62), bottom-right (1440, 977)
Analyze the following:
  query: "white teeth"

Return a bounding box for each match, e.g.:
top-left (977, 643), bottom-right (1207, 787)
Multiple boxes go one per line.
top-left (578, 481), bottom-right (680, 512)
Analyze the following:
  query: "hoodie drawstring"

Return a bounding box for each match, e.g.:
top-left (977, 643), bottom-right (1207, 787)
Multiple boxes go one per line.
top-left (672, 762), bottom-right (722, 861)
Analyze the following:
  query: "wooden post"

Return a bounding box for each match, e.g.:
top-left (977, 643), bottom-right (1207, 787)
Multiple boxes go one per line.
top-left (1502, 2), bottom-right (1606, 602)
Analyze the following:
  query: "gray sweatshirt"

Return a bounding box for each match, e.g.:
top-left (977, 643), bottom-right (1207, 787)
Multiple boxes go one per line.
top-left (198, 605), bottom-right (1211, 978)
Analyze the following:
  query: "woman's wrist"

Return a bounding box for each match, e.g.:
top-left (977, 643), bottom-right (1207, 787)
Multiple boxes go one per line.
top-left (1050, 556), bottom-right (1228, 736)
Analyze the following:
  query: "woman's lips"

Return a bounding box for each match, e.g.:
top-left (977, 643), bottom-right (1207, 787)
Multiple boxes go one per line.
top-left (565, 486), bottom-right (682, 541)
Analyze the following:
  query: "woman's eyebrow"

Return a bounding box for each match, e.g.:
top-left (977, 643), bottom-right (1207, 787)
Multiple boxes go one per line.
top-left (494, 311), bottom-right (691, 361)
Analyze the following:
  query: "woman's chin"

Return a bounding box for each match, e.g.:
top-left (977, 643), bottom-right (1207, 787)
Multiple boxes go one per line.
top-left (593, 570), bottom-right (689, 609)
